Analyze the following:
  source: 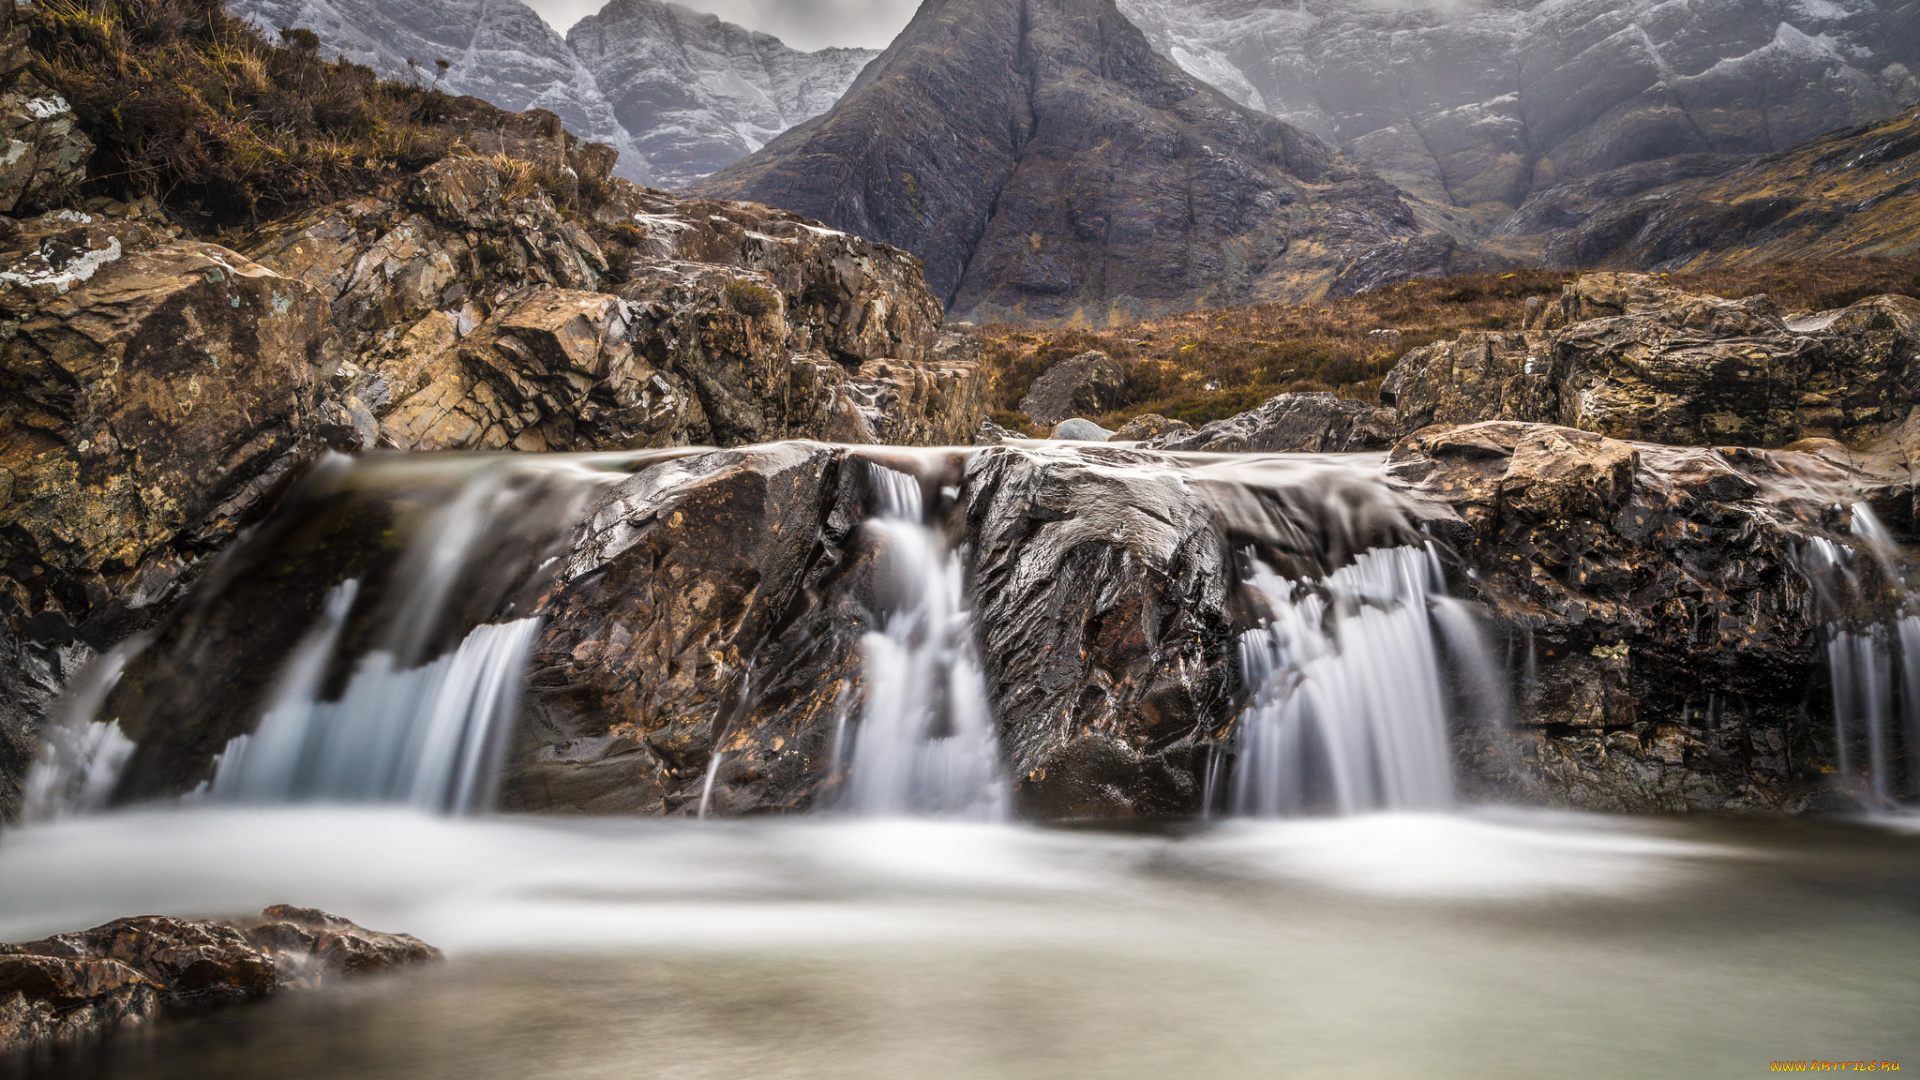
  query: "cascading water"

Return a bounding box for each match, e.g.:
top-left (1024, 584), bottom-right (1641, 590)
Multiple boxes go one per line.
top-left (1801, 504), bottom-right (1920, 810)
top-left (1231, 545), bottom-right (1459, 816)
top-left (838, 463), bottom-right (1007, 818)
top-left (23, 451), bottom-right (659, 819)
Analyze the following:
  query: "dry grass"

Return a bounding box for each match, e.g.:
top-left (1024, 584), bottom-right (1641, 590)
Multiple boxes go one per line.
top-left (977, 258), bottom-right (1920, 433)
top-left (20, 0), bottom-right (461, 225)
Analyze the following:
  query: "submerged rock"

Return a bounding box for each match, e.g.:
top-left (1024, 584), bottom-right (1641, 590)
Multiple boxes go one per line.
top-left (0, 907), bottom-right (437, 1054)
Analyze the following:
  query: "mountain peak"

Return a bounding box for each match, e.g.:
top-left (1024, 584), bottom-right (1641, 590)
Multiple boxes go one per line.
top-left (698, 0), bottom-right (1463, 321)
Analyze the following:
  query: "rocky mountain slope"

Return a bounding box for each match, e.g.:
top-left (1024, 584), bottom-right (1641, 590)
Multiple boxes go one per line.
top-left (226, 0), bottom-right (875, 187)
top-left (1117, 0), bottom-right (1919, 226)
top-left (697, 0), bottom-right (1484, 323)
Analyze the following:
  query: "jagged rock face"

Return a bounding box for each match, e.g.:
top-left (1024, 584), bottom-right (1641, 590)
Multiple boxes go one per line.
top-left (1019, 351), bottom-right (1129, 425)
top-left (239, 156), bottom-right (966, 454)
top-left (1147, 391), bottom-right (1397, 452)
top-left (501, 443), bottom-right (882, 815)
top-left (962, 446), bottom-right (1239, 817)
top-left (1527, 106), bottom-right (1920, 271)
top-left (1, 908), bottom-right (439, 1053)
top-left (227, 0), bottom-right (875, 188)
top-left (698, 0), bottom-right (1467, 322)
top-left (567, 0), bottom-right (875, 189)
top-left (1390, 420), bottom-right (1850, 811)
top-left (0, 214), bottom-right (342, 820)
top-left (1383, 273), bottom-right (1920, 449)
top-left (1117, 0), bottom-right (1918, 215)
top-left (1111, 413), bottom-right (1191, 441)
top-left (0, 20), bottom-right (89, 215)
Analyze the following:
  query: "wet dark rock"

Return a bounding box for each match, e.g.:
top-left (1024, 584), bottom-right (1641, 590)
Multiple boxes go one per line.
top-left (1146, 392), bottom-right (1397, 453)
top-left (501, 442), bottom-right (885, 815)
top-left (1389, 420), bottom-right (1852, 811)
top-left (0, 908), bottom-right (438, 1054)
top-left (1382, 273), bottom-right (1920, 449)
top-left (1019, 351), bottom-right (1129, 426)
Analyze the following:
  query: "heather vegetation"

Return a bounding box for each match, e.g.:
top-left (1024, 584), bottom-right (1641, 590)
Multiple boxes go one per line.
top-left (978, 258), bottom-right (1920, 434)
top-left (20, 0), bottom-right (464, 225)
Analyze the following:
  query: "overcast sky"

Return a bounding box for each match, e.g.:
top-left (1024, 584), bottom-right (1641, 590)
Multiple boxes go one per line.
top-left (526, 0), bottom-right (921, 51)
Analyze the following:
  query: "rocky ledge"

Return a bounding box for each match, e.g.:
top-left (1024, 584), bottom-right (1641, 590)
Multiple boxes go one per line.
top-left (1, 907), bottom-right (438, 1055)
top-left (0, 74), bottom-right (982, 819)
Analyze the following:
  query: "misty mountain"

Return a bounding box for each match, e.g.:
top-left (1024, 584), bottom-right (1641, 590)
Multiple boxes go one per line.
top-left (1116, 0), bottom-right (1920, 225)
top-left (226, 0), bottom-right (876, 187)
top-left (568, 0), bottom-right (876, 187)
top-left (696, 0), bottom-right (1484, 322)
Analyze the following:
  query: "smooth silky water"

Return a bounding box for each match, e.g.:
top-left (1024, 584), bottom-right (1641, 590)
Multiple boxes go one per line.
top-left (6, 448), bottom-right (1919, 1077)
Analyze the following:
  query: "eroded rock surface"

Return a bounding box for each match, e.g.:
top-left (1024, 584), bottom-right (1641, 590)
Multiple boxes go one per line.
top-left (0, 217), bottom-right (342, 819)
top-left (1390, 420), bottom-right (1850, 810)
top-left (1382, 273), bottom-right (1920, 451)
top-left (0, 19), bottom-right (90, 215)
top-left (1, 907), bottom-right (438, 1054)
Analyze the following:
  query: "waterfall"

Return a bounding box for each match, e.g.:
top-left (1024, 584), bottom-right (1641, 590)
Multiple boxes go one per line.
top-left (25, 451), bottom-right (644, 818)
top-left (208, 592), bottom-right (539, 813)
top-left (1800, 504), bottom-right (1920, 810)
top-left (839, 463), bottom-right (1008, 817)
top-left (1232, 545), bottom-right (1458, 816)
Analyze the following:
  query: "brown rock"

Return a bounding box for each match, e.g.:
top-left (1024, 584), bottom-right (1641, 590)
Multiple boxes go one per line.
top-left (0, 908), bottom-right (438, 1053)
top-left (1381, 273), bottom-right (1920, 450)
top-left (1389, 420), bottom-right (1852, 811)
top-left (0, 219), bottom-right (342, 819)
top-left (0, 20), bottom-right (90, 215)
top-left (1018, 351), bottom-right (1129, 426)
top-left (1110, 413), bottom-right (1191, 441)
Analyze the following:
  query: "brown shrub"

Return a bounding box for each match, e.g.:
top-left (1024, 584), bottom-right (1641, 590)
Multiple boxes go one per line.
top-left (20, 0), bottom-right (458, 225)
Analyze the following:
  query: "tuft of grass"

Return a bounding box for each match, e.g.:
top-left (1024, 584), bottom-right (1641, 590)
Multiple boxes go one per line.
top-left (975, 260), bottom-right (1920, 430)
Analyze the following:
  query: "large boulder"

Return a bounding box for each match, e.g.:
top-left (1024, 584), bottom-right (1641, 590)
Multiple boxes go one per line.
top-left (0, 214), bottom-right (342, 820)
top-left (1381, 273), bottom-right (1920, 450)
top-left (501, 443), bottom-right (883, 815)
top-left (1, 908), bottom-right (438, 1053)
top-left (1018, 350), bottom-right (1128, 426)
top-left (1389, 420), bottom-right (1850, 811)
top-left (1147, 392), bottom-right (1398, 453)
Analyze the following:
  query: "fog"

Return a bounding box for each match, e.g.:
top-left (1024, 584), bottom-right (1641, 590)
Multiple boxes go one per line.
top-left (528, 0), bottom-right (922, 50)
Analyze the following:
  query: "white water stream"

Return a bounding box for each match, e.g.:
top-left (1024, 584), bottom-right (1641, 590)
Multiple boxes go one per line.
top-left (1233, 545), bottom-right (1457, 815)
top-left (840, 465), bottom-right (1007, 817)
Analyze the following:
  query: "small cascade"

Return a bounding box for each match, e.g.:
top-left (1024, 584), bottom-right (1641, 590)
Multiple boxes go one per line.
top-left (1801, 504), bottom-right (1920, 810)
top-left (1232, 545), bottom-right (1459, 816)
top-left (20, 642), bottom-right (142, 821)
top-left (27, 451), bottom-right (652, 818)
top-left (209, 591), bottom-right (539, 812)
top-left (840, 463), bottom-right (1007, 818)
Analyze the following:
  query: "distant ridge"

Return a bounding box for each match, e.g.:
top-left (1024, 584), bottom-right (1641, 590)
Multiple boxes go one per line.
top-left (226, 0), bottom-right (877, 187)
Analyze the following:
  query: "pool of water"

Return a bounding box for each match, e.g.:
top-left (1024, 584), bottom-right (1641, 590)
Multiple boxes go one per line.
top-left (3, 808), bottom-right (1917, 1078)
